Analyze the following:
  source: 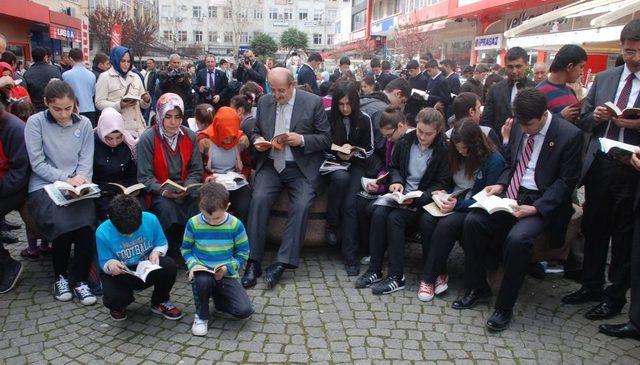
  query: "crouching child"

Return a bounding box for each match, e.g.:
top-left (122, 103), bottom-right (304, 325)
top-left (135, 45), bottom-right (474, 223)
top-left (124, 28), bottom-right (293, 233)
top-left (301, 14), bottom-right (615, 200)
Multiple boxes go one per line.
top-left (96, 195), bottom-right (184, 321)
top-left (182, 182), bottom-right (253, 336)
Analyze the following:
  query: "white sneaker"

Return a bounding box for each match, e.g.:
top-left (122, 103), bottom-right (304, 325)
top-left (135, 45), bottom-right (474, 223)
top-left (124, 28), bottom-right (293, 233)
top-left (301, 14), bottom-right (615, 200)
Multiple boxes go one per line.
top-left (53, 275), bottom-right (72, 302)
top-left (435, 274), bottom-right (449, 295)
top-left (73, 282), bottom-right (97, 306)
top-left (192, 314), bottom-right (208, 336)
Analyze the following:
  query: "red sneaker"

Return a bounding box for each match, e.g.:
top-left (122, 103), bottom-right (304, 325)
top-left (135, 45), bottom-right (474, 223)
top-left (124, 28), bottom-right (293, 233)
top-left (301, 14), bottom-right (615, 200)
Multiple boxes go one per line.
top-left (435, 274), bottom-right (449, 295)
top-left (20, 248), bottom-right (39, 262)
top-left (110, 309), bottom-right (127, 321)
top-left (151, 301), bottom-right (184, 320)
top-left (417, 281), bottom-right (435, 302)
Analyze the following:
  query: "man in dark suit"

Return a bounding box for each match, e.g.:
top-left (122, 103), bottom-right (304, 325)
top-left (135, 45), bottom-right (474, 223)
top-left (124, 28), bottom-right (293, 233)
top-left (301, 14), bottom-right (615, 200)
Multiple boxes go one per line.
top-left (599, 151), bottom-right (640, 340)
top-left (22, 47), bottom-right (62, 111)
top-left (453, 89), bottom-right (583, 331)
top-left (237, 50), bottom-right (267, 90)
top-left (563, 20), bottom-right (640, 320)
top-left (296, 52), bottom-right (322, 95)
top-left (143, 59), bottom-right (158, 92)
top-left (481, 47), bottom-right (536, 134)
top-left (442, 59), bottom-right (461, 96)
top-left (405, 60), bottom-right (429, 124)
top-left (242, 68), bottom-right (331, 289)
top-left (330, 56), bottom-right (351, 82)
top-left (424, 59), bottom-right (452, 110)
top-left (193, 54), bottom-right (228, 107)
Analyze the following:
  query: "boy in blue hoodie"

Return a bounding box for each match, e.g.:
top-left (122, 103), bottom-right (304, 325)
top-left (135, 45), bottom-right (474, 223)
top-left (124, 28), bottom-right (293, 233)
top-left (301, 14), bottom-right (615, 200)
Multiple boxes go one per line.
top-left (96, 195), bottom-right (183, 321)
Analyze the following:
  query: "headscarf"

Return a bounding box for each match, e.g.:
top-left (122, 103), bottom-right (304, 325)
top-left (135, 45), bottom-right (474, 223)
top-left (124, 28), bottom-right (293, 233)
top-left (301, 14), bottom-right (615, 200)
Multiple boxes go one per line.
top-left (109, 46), bottom-right (132, 79)
top-left (95, 107), bottom-right (138, 159)
top-left (0, 62), bottom-right (30, 103)
top-left (156, 93), bottom-right (185, 149)
top-left (199, 106), bottom-right (243, 149)
top-left (0, 62), bottom-right (14, 77)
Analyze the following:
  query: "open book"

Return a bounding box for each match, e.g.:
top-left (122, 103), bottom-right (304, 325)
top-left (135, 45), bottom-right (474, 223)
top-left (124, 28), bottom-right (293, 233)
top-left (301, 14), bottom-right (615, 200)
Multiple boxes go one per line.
top-left (604, 101), bottom-right (640, 119)
top-left (123, 260), bottom-right (162, 283)
top-left (411, 88), bottom-right (428, 100)
top-left (192, 263), bottom-right (228, 276)
top-left (44, 181), bottom-right (101, 206)
top-left (380, 190), bottom-right (422, 204)
top-left (469, 190), bottom-right (517, 215)
top-left (121, 84), bottom-right (141, 102)
top-left (424, 189), bottom-right (470, 217)
top-left (319, 160), bottom-right (350, 175)
top-left (361, 172), bottom-right (389, 190)
top-left (331, 143), bottom-right (367, 155)
top-left (213, 171), bottom-right (248, 191)
top-left (106, 182), bottom-right (146, 195)
top-left (599, 137), bottom-right (638, 157)
top-left (161, 179), bottom-right (202, 193)
top-left (253, 133), bottom-right (289, 150)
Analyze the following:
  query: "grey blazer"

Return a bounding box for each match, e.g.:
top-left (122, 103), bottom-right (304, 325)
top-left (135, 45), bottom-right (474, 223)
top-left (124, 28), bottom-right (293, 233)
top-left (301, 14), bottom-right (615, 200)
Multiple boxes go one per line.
top-left (579, 65), bottom-right (640, 184)
top-left (252, 89), bottom-right (332, 182)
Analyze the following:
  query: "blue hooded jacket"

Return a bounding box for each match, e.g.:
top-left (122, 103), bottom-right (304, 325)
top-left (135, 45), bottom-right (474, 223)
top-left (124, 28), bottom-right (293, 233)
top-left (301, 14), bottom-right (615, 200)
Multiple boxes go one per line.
top-left (109, 46), bottom-right (131, 78)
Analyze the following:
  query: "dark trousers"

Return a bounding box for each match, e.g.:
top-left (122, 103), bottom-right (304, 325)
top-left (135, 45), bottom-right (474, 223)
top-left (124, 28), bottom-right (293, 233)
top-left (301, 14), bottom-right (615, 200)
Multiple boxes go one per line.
top-left (165, 225), bottom-right (186, 263)
top-left (52, 226), bottom-right (94, 283)
top-left (423, 212), bottom-right (468, 283)
top-left (191, 272), bottom-right (253, 320)
top-left (356, 196), bottom-right (376, 257)
top-left (80, 112), bottom-right (96, 127)
top-left (0, 191), bottom-right (26, 265)
top-left (325, 167), bottom-right (365, 263)
top-left (369, 205), bottom-right (422, 276)
top-left (229, 185), bottom-right (252, 226)
top-left (463, 209), bottom-right (546, 311)
top-left (100, 256), bottom-right (177, 310)
top-left (630, 211), bottom-right (640, 328)
top-left (582, 154), bottom-right (638, 305)
top-left (247, 161), bottom-right (315, 267)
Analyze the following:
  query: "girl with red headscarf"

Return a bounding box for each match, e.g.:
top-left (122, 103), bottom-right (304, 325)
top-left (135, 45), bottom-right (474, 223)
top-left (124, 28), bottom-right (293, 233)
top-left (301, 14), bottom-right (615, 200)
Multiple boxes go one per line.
top-left (0, 62), bottom-right (30, 108)
top-left (198, 107), bottom-right (251, 225)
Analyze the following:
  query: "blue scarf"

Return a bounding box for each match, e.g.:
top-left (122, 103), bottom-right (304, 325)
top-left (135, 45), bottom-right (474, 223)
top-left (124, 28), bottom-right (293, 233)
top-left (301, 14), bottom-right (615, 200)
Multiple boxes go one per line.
top-left (109, 46), bottom-right (131, 79)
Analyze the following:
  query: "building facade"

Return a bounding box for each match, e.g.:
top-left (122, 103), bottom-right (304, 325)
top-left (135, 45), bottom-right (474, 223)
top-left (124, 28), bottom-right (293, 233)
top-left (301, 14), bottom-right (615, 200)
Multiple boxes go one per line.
top-left (157, 0), bottom-right (343, 61)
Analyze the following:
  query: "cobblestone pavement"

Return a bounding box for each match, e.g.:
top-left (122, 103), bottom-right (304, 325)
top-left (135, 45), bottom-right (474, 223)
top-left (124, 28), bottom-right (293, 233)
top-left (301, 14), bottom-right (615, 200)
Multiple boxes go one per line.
top-left (1, 213), bottom-right (640, 364)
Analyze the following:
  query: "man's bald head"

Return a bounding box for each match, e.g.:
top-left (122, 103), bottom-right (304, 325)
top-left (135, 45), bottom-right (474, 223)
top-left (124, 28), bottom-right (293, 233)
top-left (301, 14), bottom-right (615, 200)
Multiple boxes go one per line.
top-left (268, 67), bottom-right (296, 104)
top-left (0, 34), bottom-right (6, 55)
top-left (533, 62), bottom-right (548, 84)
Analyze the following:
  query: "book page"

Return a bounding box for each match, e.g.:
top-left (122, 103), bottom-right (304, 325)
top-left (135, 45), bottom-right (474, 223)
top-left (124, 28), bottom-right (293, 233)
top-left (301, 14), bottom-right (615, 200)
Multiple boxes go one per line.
top-left (135, 260), bottom-right (162, 282)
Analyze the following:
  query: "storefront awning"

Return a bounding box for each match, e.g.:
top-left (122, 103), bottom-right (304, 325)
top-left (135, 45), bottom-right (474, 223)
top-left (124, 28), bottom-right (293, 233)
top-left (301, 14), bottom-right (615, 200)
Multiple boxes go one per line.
top-left (503, 0), bottom-right (636, 38)
top-left (506, 24), bottom-right (624, 48)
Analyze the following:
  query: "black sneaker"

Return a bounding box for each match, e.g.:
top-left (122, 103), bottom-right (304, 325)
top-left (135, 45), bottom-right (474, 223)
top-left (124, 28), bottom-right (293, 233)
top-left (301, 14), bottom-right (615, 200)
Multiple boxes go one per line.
top-left (0, 259), bottom-right (23, 294)
top-left (345, 262), bottom-right (360, 277)
top-left (355, 270), bottom-right (382, 289)
top-left (371, 275), bottom-right (405, 295)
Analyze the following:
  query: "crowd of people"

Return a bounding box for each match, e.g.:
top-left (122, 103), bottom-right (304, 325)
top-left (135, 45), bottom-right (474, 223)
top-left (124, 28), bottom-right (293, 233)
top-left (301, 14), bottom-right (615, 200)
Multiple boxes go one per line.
top-left (1, 18), bottom-right (640, 340)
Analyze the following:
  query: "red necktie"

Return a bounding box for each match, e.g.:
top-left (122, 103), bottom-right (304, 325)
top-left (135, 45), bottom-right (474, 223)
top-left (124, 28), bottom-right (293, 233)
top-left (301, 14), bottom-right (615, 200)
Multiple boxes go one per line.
top-left (208, 71), bottom-right (215, 99)
top-left (507, 133), bottom-right (537, 200)
top-left (606, 73), bottom-right (636, 141)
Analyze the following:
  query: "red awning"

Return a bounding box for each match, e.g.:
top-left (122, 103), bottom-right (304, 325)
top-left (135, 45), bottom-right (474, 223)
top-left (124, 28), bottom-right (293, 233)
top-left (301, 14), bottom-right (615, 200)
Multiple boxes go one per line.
top-left (0, 0), bottom-right (49, 25)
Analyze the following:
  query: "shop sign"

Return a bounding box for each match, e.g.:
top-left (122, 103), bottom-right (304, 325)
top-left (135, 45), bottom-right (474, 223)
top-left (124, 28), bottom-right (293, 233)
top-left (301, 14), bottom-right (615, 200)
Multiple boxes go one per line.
top-left (49, 25), bottom-right (76, 41)
top-left (505, 4), bottom-right (570, 31)
top-left (350, 29), bottom-right (366, 42)
top-left (474, 34), bottom-right (502, 50)
top-left (371, 17), bottom-right (396, 35)
top-left (273, 20), bottom-right (289, 27)
top-left (457, 0), bottom-right (482, 6)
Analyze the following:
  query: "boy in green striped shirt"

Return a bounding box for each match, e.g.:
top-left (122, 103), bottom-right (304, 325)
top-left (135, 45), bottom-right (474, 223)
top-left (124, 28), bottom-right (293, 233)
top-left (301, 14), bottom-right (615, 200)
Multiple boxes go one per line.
top-left (181, 182), bottom-right (253, 336)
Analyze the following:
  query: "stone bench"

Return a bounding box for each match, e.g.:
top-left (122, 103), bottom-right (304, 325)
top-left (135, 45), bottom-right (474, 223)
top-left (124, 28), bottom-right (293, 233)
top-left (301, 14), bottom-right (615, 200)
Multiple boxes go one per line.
top-left (266, 191), bottom-right (583, 264)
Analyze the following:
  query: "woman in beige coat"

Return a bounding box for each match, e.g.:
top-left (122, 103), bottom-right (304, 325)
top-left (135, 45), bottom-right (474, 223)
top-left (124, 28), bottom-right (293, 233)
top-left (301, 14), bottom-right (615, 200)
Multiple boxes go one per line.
top-left (95, 46), bottom-right (150, 138)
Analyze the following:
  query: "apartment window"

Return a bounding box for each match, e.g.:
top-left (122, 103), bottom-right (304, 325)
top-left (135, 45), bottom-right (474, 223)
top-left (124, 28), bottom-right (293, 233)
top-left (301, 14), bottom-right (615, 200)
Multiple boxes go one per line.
top-left (224, 32), bottom-right (233, 43)
top-left (240, 32), bottom-right (249, 43)
top-left (194, 30), bottom-right (203, 42)
top-left (283, 8), bottom-right (292, 20)
top-left (327, 34), bottom-right (334, 45)
top-left (223, 7), bottom-right (232, 19)
top-left (161, 5), bottom-right (171, 17)
top-left (238, 9), bottom-right (248, 19)
top-left (254, 9), bottom-right (263, 19)
top-left (269, 8), bottom-right (278, 20)
top-left (208, 6), bottom-right (217, 18)
top-left (313, 10), bottom-right (323, 22)
top-left (352, 11), bottom-right (365, 31)
top-left (192, 6), bottom-right (202, 18)
top-left (209, 31), bottom-right (218, 43)
top-left (327, 9), bottom-right (337, 20)
top-left (177, 31), bottom-right (187, 42)
top-left (313, 33), bottom-right (322, 45)
top-left (163, 30), bottom-right (173, 40)
top-left (299, 9), bottom-right (308, 20)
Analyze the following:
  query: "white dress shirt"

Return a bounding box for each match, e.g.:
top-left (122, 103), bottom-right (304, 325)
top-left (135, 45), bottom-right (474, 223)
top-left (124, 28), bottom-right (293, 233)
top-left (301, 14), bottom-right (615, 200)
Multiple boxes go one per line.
top-left (270, 89), bottom-right (297, 161)
top-left (605, 65), bottom-right (640, 141)
top-left (521, 110), bottom-right (552, 191)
